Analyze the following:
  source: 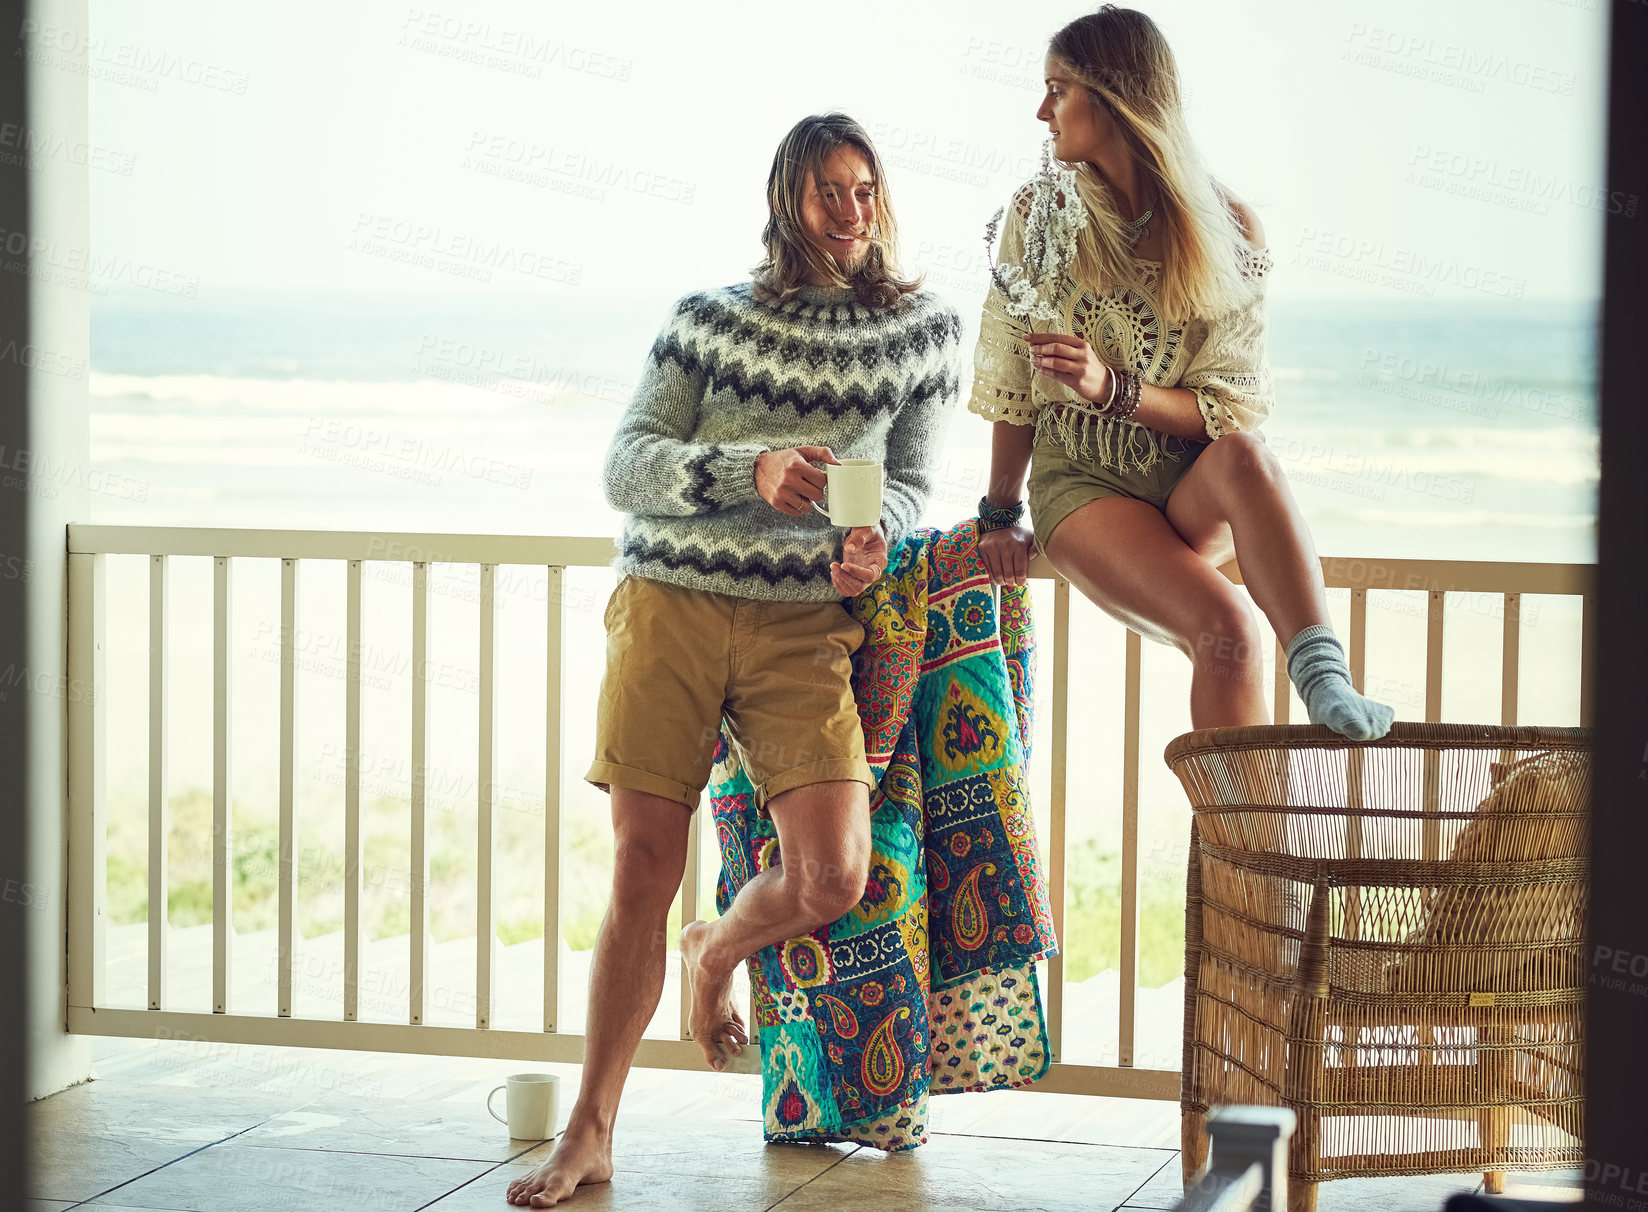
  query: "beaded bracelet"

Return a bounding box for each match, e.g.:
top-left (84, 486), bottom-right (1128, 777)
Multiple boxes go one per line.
top-left (1107, 367), bottom-right (1142, 422)
top-left (977, 494), bottom-right (1025, 532)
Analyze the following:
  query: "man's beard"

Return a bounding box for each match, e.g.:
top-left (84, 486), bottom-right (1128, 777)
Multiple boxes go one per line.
top-left (830, 242), bottom-right (874, 281)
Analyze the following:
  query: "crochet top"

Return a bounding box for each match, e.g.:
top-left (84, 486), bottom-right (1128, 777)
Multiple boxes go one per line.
top-left (602, 280), bottom-right (963, 602)
top-left (968, 181), bottom-right (1276, 472)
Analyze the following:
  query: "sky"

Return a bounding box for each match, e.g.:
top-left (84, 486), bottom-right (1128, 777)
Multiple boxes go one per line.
top-left (78, 0), bottom-right (1611, 303)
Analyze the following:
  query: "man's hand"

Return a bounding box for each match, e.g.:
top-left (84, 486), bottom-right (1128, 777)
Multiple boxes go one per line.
top-left (1027, 331), bottom-right (1113, 404)
top-left (755, 446), bottom-right (839, 515)
top-left (831, 522), bottom-right (888, 597)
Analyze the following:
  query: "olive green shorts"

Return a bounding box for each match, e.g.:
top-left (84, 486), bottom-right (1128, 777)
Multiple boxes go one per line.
top-left (1027, 422), bottom-right (1209, 569)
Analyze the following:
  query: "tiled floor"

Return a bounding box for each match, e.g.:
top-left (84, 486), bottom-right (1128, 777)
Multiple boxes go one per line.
top-left (24, 1036), bottom-right (1582, 1210)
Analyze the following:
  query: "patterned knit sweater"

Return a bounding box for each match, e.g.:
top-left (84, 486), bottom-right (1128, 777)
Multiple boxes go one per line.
top-left (603, 280), bottom-right (964, 602)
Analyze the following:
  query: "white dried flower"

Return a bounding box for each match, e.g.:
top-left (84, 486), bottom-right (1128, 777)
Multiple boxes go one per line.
top-left (983, 139), bottom-right (1088, 326)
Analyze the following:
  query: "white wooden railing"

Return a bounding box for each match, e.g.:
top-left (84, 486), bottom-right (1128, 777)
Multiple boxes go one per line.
top-left (64, 523), bottom-right (1593, 1098)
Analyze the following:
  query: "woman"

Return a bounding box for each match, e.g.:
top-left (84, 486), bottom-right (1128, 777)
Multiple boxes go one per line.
top-left (971, 5), bottom-right (1393, 739)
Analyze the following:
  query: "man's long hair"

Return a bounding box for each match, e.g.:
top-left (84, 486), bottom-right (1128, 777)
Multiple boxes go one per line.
top-left (1050, 6), bottom-right (1259, 322)
top-left (751, 113), bottom-right (924, 311)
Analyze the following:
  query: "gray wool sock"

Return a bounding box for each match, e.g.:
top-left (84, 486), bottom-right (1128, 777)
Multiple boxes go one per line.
top-left (1284, 623), bottom-right (1395, 741)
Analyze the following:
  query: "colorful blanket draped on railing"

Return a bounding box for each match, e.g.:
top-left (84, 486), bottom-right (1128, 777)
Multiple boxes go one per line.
top-left (708, 520), bottom-right (1058, 1152)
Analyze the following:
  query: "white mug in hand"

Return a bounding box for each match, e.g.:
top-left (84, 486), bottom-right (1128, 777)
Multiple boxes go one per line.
top-left (811, 458), bottom-right (884, 528)
top-left (487, 1072), bottom-right (560, 1140)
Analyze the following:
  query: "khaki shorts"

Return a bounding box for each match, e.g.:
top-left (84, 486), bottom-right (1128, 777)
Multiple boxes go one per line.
top-left (584, 574), bottom-right (874, 815)
top-left (1027, 417), bottom-right (1208, 573)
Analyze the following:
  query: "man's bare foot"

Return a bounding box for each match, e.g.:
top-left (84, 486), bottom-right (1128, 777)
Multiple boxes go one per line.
top-left (679, 921), bottom-right (749, 1070)
top-left (505, 1122), bottom-right (614, 1207)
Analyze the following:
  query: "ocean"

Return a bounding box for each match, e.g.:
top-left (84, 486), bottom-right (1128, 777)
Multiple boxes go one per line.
top-left (86, 286), bottom-right (1598, 566)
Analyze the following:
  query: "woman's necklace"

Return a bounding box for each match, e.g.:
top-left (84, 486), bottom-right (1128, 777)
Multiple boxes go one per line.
top-left (1124, 206), bottom-right (1154, 245)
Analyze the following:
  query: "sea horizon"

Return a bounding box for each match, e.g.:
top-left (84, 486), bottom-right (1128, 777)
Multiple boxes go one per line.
top-left (86, 287), bottom-right (1598, 570)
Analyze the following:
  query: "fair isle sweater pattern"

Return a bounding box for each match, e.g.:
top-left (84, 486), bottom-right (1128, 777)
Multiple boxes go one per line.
top-left (602, 281), bottom-right (964, 603)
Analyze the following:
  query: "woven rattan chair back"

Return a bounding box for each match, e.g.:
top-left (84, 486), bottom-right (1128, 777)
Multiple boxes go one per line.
top-left (1165, 722), bottom-right (1589, 1212)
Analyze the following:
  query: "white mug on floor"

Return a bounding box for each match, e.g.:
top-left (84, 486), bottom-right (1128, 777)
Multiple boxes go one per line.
top-left (487, 1072), bottom-right (560, 1140)
top-left (811, 458), bottom-right (884, 528)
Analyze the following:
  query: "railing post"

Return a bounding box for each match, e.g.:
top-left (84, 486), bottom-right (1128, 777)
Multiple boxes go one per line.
top-left (344, 558), bottom-right (362, 1021)
top-left (477, 562), bottom-right (498, 1030)
top-left (543, 566), bottom-right (565, 1034)
top-left (410, 559), bottom-right (428, 1026)
top-left (1579, 591), bottom-right (1594, 727)
top-left (212, 554), bottom-right (234, 1014)
top-left (1272, 635), bottom-right (1289, 724)
top-left (67, 551), bottom-right (106, 1012)
top-left (147, 554), bottom-right (168, 1011)
top-left (679, 811), bottom-right (701, 1041)
top-left (278, 556), bottom-right (299, 1017)
top-left (1047, 576), bottom-right (1070, 1063)
top-left (1120, 627), bottom-right (1141, 1067)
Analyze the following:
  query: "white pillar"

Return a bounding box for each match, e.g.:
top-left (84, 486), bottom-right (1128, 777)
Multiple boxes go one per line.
top-left (22, 0), bottom-right (93, 1099)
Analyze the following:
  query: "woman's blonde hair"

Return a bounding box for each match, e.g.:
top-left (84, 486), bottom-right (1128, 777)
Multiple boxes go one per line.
top-left (751, 113), bottom-right (924, 311)
top-left (1048, 6), bottom-right (1258, 322)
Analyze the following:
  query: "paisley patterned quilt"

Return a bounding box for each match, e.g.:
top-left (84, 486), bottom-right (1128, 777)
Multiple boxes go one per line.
top-left (709, 520), bottom-right (1058, 1151)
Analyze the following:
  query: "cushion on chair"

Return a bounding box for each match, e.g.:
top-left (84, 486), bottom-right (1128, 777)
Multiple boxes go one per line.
top-left (1385, 749), bottom-right (1588, 991)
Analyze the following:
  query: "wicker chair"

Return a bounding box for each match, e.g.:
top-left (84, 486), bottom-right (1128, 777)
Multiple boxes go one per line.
top-left (1163, 722), bottom-right (1589, 1212)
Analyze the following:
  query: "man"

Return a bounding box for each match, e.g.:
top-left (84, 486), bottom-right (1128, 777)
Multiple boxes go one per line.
top-left (507, 112), bottom-right (962, 1207)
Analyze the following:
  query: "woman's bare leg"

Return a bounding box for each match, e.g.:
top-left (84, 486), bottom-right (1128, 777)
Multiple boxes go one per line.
top-left (1164, 433), bottom-right (1393, 738)
top-left (1043, 494), bottom-right (1269, 728)
top-left (1163, 432), bottom-right (1329, 649)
